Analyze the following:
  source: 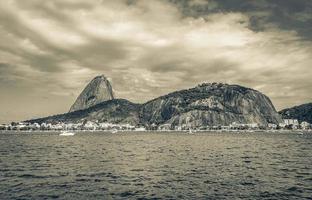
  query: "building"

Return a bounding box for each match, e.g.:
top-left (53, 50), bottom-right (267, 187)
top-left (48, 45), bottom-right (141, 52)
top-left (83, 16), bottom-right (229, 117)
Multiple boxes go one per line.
top-left (282, 119), bottom-right (299, 129)
top-left (83, 121), bottom-right (98, 130)
top-left (268, 123), bottom-right (277, 129)
top-left (158, 124), bottom-right (171, 131)
top-left (283, 119), bottom-right (299, 126)
top-left (135, 127), bottom-right (147, 131)
top-left (300, 121), bottom-right (311, 129)
top-left (230, 122), bottom-right (259, 130)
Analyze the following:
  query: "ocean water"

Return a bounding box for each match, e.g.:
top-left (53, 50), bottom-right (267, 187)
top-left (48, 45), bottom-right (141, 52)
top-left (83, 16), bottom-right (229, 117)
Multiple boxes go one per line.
top-left (0, 132), bottom-right (311, 200)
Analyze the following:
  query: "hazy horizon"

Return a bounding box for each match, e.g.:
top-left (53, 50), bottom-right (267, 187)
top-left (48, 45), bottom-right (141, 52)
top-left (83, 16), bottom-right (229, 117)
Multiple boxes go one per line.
top-left (1, 0), bottom-right (312, 123)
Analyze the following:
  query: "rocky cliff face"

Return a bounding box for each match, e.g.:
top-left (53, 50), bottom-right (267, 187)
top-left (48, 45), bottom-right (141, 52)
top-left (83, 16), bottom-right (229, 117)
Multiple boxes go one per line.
top-left (279, 103), bottom-right (312, 123)
top-left (27, 78), bottom-right (283, 128)
top-left (140, 83), bottom-right (282, 127)
top-left (69, 75), bottom-right (114, 112)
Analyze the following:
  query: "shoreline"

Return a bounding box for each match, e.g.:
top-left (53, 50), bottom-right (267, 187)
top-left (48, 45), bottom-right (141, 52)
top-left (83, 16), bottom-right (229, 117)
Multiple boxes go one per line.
top-left (1, 129), bottom-right (311, 134)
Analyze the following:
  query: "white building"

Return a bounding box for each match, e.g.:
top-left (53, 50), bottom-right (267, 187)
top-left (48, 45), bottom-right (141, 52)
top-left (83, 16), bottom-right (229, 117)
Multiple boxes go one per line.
top-left (83, 121), bottom-right (98, 130)
top-left (283, 119), bottom-right (299, 126)
top-left (300, 121), bottom-right (311, 129)
top-left (135, 127), bottom-right (147, 131)
top-left (230, 122), bottom-right (259, 129)
top-left (52, 123), bottom-right (64, 130)
top-left (268, 123), bottom-right (277, 129)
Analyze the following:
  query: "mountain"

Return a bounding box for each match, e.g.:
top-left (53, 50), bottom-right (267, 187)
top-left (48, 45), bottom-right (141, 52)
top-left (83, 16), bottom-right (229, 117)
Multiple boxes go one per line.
top-left (279, 103), bottom-right (312, 123)
top-left (27, 99), bottom-right (140, 125)
top-left (69, 75), bottom-right (114, 112)
top-left (140, 83), bottom-right (282, 128)
top-left (27, 80), bottom-right (282, 128)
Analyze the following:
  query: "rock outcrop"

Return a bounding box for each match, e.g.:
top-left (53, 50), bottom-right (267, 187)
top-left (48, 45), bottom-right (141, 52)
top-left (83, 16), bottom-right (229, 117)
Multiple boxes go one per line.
top-left (69, 75), bottom-right (114, 112)
top-left (140, 83), bottom-right (282, 127)
top-left (27, 78), bottom-right (283, 128)
top-left (279, 103), bottom-right (312, 123)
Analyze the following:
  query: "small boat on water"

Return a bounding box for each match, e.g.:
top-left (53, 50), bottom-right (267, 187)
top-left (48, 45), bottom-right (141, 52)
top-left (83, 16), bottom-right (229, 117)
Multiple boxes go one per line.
top-left (110, 129), bottom-right (118, 134)
top-left (59, 131), bottom-right (75, 136)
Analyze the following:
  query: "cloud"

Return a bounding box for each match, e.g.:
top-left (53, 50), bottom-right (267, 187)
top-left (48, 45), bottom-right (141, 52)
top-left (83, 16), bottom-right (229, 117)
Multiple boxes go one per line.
top-left (0, 0), bottom-right (311, 123)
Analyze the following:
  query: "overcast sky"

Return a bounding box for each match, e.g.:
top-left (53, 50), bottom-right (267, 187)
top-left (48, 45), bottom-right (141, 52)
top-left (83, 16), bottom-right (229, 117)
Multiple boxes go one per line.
top-left (0, 0), bottom-right (311, 123)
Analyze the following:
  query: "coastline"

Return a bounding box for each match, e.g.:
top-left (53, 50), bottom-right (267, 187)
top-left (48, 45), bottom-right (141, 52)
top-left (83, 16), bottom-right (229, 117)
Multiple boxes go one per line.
top-left (1, 129), bottom-right (311, 134)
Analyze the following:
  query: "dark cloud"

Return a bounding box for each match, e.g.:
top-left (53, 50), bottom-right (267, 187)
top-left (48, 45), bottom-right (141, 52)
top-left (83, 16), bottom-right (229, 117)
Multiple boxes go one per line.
top-left (170, 0), bottom-right (312, 39)
top-left (0, 0), bottom-right (311, 123)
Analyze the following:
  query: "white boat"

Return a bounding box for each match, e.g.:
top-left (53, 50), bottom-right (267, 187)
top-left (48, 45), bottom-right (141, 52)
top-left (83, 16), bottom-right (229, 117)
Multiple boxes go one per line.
top-left (135, 127), bottom-right (146, 131)
top-left (110, 129), bottom-right (118, 134)
top-left (59, 131), bottom-right (75, 136)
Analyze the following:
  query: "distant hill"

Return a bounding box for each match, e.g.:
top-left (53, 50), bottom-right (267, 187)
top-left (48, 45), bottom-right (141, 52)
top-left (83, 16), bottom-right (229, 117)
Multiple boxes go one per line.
top-left (26, 76), bottom-right (283, 128)
top-left (140, 83), bottom-right (282, 128)
top-left (27, 99), bottom-right (140, 125)
top-left (279, 103), bottom-right (312, 123)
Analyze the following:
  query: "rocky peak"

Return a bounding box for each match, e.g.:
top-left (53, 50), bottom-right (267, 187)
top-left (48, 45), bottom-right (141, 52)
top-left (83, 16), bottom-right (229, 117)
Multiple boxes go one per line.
top-left (140, 83), bottom-right (282, 127)
top-left (197, 82), bottom-right (229, 89)
top-left (69, 75), bottom-right (114, 112)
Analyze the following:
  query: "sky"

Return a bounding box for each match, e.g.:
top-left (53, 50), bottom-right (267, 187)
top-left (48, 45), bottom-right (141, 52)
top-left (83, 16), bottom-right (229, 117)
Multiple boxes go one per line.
top-left (0, 0), bottom-right (311, 123)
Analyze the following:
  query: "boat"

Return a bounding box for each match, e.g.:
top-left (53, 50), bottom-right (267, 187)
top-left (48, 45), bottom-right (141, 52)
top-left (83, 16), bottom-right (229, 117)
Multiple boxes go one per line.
top-left (134, 127), bottom-right (146, 132)
top-left (59, 131), bottom-right (75, 136)
top-left (110, 129), bottom-right (118, 134)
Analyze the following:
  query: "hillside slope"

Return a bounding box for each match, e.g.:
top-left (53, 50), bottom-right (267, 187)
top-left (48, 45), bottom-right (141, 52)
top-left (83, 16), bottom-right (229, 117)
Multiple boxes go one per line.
top-left (279, 103), bottom-right (312, 123)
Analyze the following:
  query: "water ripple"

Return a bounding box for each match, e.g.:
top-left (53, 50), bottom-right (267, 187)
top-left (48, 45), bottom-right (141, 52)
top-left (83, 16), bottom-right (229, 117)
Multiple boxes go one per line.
top-left (0, 132), bottom-right (311, 199)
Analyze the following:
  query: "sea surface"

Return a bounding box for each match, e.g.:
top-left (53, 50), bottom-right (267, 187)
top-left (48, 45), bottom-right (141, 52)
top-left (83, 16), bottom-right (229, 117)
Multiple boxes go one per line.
top-left (0, 131), bottom-right (311, 200)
